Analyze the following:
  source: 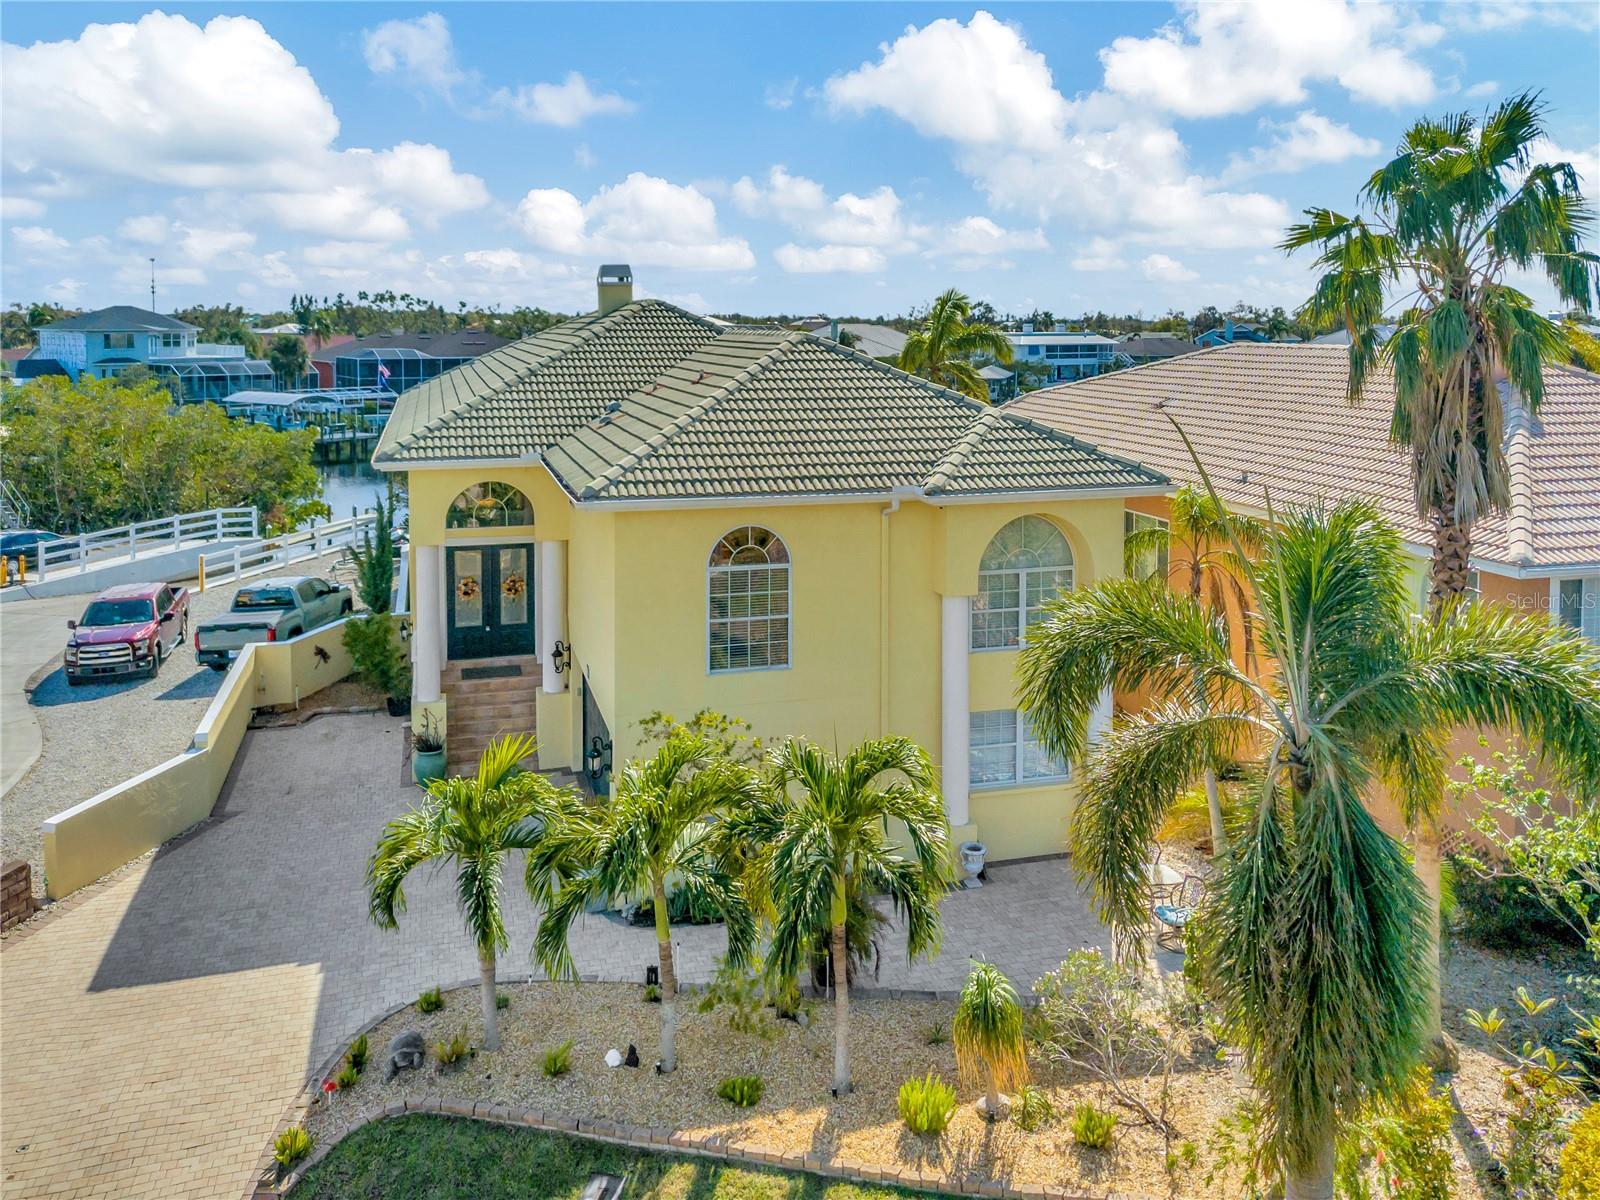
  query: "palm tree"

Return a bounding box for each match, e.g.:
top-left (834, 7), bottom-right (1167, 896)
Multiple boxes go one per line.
top-left (898, 288), bottom-right (1014, 402)
top-left (306, 308), bottom-right (336, 355)
top-left (267, 334), bottom-right (309, 391)
top-left (1018, 484), bottom-right (1600, 1198)
top-left (1284, 91), bottom-right (1598, 1058)
top-left (729, 736), bottom-right (951, 1094)
top-left (1283, 92), bottom-right (1596, 611)
top-left (528, 732), bottom-right (759, 1072)
top-left (1124, 485), bottom-right (1266, 853)
top-left (368, 735), bottom-right (574, 1051)
top-left (952, 961), bottom-right (1027, 1120)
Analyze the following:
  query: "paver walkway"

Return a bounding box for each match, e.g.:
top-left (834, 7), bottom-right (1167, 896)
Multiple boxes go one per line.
top-left (0, 712), bottom-right (1108, 1200)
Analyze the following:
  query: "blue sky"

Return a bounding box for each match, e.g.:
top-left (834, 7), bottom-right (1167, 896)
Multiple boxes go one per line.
top-left (3, 2), bottom-right (1597, 319)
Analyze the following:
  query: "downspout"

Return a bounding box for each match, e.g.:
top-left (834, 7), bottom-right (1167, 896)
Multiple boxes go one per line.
top-left (879, 487), bottom-right (921, 735)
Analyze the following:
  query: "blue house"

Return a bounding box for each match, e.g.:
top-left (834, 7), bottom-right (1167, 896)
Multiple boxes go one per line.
top-left (23, 306), bottom-right (274, 402)
top-left (1004, 323), bottom-right (1117, 382)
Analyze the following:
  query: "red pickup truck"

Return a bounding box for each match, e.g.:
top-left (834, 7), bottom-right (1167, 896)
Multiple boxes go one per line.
top-left (65, 581), bottom-right (190, 684)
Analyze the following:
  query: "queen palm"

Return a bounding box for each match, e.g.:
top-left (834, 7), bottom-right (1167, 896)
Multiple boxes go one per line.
top-left (897, 288), bottom-right (1014, 402)
top-left (1124, 484), bottom-right (1266, 853)
top-left (1284, 91), bottom-right (1598, 1056)
top-left (730, 736), bottom-right (951, 1094)
top-left (952, 961), bottom-right (1028, 1120)
top-left (1018, 488), bottom-right (1600, 1199)
top-left (368, 734), bottom-right (573, 1051)
top-left (527, 732), bottom-right (759, 1072)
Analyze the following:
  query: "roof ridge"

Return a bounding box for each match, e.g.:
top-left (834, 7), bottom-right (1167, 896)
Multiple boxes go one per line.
top-left (387, 302), bottom-right (680, 455)
top-left (577, 332), bottom-right (805, 499)
top-left (1501, 379), bottom-right (1537, 563)
top-left (990, 404), bottom-right (1168, 483)
top-left (924, 409), bottom-right (1001, 493)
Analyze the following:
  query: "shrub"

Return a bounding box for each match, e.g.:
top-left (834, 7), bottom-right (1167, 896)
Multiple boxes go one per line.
top-left (347, 495), bottom-right (395, 612)
top-left (643, 983), bottom-right (661, 1003)
top-left (333, 1062), bottom-right (360, 1090)
top-left (1560, 1104), bottom-right (1600, 1200)
top-left (1334, 1067), bottom-right (1453, 1200)
top-left (416, 986), bottom-right (443, 1013)
top-left (542, 1039), bottom-right (573, 1078)
top-left (273, 1125), bottom-right (314, 1169)
top-left (924, 1022), bottom-right (950, 1046)
top-left (1450, 859), bottom-right (1585, 952)
top-left (1070, 1104), bottom-right (1118, 1149)
top-left (716, 1075), bottom-right (765, 1107)
top-left (346, 1034), bottom-right (368, 1073)
top-left (434, 1031), bottom-right (469, 1066)
top-left (953, 962), bottom-right (1028, 1106)
top-left (898, 1073), bottom-right (956, 1136)
top-left (696, 956), bottom-right (777, 1039)
top-left (496, 992), bottom-right (511, 1011)
top-left (342, 613), bottom-right (410, 701)
top-left (1013, 1084), bottom-right (1055, 1132)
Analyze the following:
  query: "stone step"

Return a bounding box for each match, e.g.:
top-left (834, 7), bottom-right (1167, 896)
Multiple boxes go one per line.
top-left (443, 674), bottom-right (542, 695)
top-left (448, 715), bottom-right (537, 740)
top-left (440, 699), bottom-right (537, 723)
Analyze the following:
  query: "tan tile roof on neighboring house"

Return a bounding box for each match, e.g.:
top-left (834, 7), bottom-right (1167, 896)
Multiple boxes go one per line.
top-left (1008, 343), bottom-right (1600, 571)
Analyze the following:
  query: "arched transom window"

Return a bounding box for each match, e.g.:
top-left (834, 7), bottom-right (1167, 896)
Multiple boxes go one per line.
top-left (970, 516), bottom-right (1074, 649)
top-left (446, 482), bottom-right (534, 529)
top-left (708, 526), bottom-right (791, 672)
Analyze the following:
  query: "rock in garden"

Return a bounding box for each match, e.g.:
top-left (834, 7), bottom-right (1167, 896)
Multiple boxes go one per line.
top-left (624, 1044), bottom-right (640, 1068)
top-left (604, 1048), bottom-right (624, 1068)
top-left (384, 1031), bottom-right (427, 1081)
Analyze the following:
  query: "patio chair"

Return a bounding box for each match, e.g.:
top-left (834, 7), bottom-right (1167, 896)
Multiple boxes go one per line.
top-left (1153, 874), bottom-right (1206, 952)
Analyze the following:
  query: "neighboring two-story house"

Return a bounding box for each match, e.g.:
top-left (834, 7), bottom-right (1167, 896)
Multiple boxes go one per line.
top-left (1004, 324), bottom-right (1117, 383)
top-left (21, 306), bottom-right (274, 402)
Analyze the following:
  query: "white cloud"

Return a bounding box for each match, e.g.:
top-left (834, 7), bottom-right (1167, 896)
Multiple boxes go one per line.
top-left (574, 142), bottom-right (597, 169)
top-left (0, 12), bottom-right (488, 243)
top-left (1529, 136), bottom-right (1600, 194)
top-left (733, 166), bottom-right (924, 253)
top-left (1099, 0), bottom-right (1437, 117)
top-left (764, 78), bottom-right (798, 110)
top-left (45, 278), bottom-right (85, 304)
top-left (936, 216), bottom-right (1047, 268)
top-left (773, 244), bottom-right (887, 274)
top-left (822, 12), bottom-right (1293, 251)
top-left (118, 214), bottom-right (172, 244)
top-left (1, 196), bottom-right (46, 220)
top-left (1463, 79), bottom-right (1500, 99)
top-left (490, 72), bottom-right (634, 127)
top-left (516, 173), bottom-right (754, 270)
top-left (825, 12), bottom-right (1067, 153)
top-left (1070, 237), bottom-right (1128, 272)
top-left (1443, 2), bottom-right (1598, 32)
top-left (362, 12), bottom-right (466, 95)
top-left (1140, 253), bottom-right (1198, 283)
top-left (10, 225), bottom-right (70, 255)
top-left (1222, 111), bottom-right (1382, 181)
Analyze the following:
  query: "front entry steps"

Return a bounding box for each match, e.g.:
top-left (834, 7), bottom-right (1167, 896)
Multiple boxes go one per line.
top-left (441, 655), bottom-right (542, 774)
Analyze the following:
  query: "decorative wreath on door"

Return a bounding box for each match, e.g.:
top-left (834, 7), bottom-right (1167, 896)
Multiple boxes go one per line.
top-left (456, 576), bottom-right (481, 601)
top-left (501, 572), bottom-right (526, 600)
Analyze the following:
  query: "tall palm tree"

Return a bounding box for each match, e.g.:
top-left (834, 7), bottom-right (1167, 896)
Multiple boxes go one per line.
top-left (368, 734), bottom-right (574, 1051)
top-left (1018, 486), bottom-right (1600, 1199)
top-left (898, 288), bottom-right (1014, 403)
top-left (729, 736), bottom-right (951, 1094)
top-left (1124, 485), bottom-right (1266, 853)
top-left (267, 334), bottom-right (309, 391)
top-left (952, 961), bottom-right (1028, 1120)
top-left (528, 732), bottom-right (759, 1072)
top-left (306, 308), bottom-right (336, 355)
top-left (1283, 91), bottom-right (1596, 611)
top-left (1284, 91), bottom-right (1598, 1057)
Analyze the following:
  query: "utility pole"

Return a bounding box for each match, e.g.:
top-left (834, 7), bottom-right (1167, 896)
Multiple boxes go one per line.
top-left (149, 258), bottom-right (156, 311)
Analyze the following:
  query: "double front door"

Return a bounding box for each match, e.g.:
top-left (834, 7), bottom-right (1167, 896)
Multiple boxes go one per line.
top-left (446, 544), bottom-right (536, 660)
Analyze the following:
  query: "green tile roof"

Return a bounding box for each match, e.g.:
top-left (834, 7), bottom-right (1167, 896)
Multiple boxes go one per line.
top-left (375, 300), bottom-right (1167, 503)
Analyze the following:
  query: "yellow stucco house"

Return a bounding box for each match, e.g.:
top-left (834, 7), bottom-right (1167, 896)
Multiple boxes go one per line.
top-left (374, 266), bottom-right (1167, 861)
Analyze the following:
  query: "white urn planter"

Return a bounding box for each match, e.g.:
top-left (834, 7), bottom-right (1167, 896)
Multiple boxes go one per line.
top-left (959, 841), bottom-right (988, 888)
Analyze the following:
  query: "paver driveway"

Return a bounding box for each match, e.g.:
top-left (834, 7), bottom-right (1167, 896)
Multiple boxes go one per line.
top-left (0, 712), bottom-right (1108, 1200)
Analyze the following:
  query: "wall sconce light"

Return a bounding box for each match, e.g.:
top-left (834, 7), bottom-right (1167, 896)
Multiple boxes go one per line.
top-left (551, 640), bottom-right (571, 675)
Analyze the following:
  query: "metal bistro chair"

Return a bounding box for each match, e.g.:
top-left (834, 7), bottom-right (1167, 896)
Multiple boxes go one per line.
top-left (1152, 873), bottom-right (1206, 952)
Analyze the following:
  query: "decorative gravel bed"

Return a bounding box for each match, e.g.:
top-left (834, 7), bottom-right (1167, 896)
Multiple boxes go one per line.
top-left (1, 548), bottom-right (359, 890)
top-left (301, 935), bottom-right (1586, 1200)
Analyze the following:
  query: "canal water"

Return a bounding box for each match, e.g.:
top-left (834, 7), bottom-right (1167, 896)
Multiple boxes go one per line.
top-left (318, 462), bottom-right (401, 520)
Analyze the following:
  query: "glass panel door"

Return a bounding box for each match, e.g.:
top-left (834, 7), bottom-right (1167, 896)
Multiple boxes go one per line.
top-left (446, 543), bottom-right (538, 660)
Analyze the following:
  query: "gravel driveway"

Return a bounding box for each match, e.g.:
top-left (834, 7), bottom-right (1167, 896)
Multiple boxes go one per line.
top-left (1, 550), bottom-right (360, 890)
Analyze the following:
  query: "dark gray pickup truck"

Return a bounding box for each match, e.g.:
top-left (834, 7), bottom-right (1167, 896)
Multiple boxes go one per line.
top-left (193, 575), bottom-right (353, 670)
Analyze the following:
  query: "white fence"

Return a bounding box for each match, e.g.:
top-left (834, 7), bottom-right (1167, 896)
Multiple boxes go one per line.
top-left (199, 509), bottom-right (379, 591)
top-left (36, 508), bottom-right (258, 580)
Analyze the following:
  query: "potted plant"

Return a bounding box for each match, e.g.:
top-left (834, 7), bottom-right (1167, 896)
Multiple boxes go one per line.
top-left (959, 840), bottom-right (988, 888)
top-left (412, 710), bottom-right (446, 784)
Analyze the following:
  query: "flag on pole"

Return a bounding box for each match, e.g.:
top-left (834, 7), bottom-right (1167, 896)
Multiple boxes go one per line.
top-left (377, 363), bottom-right (391, 391)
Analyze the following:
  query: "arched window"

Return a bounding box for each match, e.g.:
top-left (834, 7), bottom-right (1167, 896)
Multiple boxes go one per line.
top-left (971, 516), bottom-right (1074, 649)
top-left (446, 482), bottom-right (534, 529)
top-left (708, 526), bottom-right (791, 672)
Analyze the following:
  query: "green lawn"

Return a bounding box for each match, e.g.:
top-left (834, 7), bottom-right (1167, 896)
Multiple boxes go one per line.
top-left (292, 1115), bottom-right (931, 1200)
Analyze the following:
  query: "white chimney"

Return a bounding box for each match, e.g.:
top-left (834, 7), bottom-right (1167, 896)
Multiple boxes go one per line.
top-left (597, 264), bottom-right (633, 315)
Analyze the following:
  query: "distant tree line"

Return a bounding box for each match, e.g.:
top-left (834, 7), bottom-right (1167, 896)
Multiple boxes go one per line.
top-left (0, 376), bottom-right (328, 534)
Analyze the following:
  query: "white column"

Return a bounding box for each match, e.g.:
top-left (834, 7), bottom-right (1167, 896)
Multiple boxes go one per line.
top-left (541, 540), bottom-right (567, 694)
top-left (434, 549), bottom-right (447, 666)
top-left (413, 544), bottom-right (443, 704)
top-left (940, 594), bottom-right (971, 828)
top-left (1088, 685), bottom-right (1113, 746)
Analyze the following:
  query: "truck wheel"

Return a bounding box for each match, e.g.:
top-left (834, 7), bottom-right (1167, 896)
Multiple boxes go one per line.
top-left (148, 645), bottom-right (163, 680)
top-left (179, 615), bottom-right (189, 644)
top-left (209, 663), bottom-right (228, 673)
